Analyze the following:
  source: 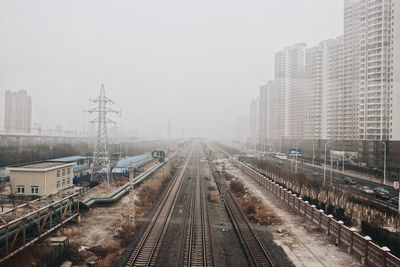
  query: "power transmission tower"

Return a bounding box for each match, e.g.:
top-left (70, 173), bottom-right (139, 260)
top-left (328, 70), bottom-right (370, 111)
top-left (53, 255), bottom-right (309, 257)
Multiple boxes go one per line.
top-left (88, 84), bottom-right (118, 185)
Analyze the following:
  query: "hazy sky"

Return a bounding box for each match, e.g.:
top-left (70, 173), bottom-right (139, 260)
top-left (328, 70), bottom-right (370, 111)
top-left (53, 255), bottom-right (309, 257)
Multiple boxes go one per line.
top-left (0, 0), bottom-right (343, 139)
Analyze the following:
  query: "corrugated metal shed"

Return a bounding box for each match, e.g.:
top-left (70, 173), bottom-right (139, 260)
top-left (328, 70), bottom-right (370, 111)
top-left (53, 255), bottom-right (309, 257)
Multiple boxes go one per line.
top-left (115, 155), bottom-right (151, 168)
top-left (50, 156), bottom-right (86, 162)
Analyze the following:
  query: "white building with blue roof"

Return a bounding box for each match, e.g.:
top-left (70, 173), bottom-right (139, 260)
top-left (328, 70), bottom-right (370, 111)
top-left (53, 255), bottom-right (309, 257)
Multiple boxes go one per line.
top-left (49, 156), bottom-right (91, 183)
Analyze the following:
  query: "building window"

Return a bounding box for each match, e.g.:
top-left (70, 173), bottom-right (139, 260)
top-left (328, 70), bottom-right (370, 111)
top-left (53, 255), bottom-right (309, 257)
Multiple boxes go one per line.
top-left (31, 186), bottom-right (38, 195)
top-left (67, 178), bottom-right (71, 185)
top-left (62, 179), bottom-right (65, 188)
top-left (57, 181), bottom-right (61, 189)
top-left (62, 169), bottom-right (66, 176)
top-left (57, 170), bottom-right (60, 177)
top-left (67, 168), bottom-right (70, 175)
top-left (17, 185), bottom-right (25, 194)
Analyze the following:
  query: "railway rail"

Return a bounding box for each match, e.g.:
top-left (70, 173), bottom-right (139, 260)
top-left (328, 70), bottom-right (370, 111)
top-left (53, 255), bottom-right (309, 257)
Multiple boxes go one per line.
top-left (125, 150), bottom-right (192, 267)
top-left (178, 152), bottom-right (214, 267)
top-left (208, 158), bottom-right (274, 267)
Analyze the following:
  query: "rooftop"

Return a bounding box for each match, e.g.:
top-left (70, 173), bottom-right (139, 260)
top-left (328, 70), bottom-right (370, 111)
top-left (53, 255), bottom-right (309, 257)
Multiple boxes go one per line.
top-left (115, 154), bottom-right (152, 168)
top-left (9, 161), bottom-right (74, 171)
top-left (50, 156), bottom-right (85, 162)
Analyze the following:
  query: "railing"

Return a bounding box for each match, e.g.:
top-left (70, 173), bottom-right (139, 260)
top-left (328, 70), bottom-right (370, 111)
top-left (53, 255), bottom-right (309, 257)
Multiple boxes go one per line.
top-left (0, 193), bottom-right (79, 263)
top-left (221, 150), bottom-right (400, 267)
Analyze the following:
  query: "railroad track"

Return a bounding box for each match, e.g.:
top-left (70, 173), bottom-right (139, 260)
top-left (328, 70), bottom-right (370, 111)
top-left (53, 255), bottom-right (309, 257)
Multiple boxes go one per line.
top-left (125, 150), bottom-right (193, 267)
top-left (178, 152), bottom-right (214, 267)
top-left (208, 158), bottom-right (274, 267)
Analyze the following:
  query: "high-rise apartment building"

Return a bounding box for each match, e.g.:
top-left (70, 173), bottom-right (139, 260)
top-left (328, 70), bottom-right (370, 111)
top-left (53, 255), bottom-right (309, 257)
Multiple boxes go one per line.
top-left (356, 0), bottom-right (393, 141)
top-left (249, 97), bottom-right (259, 144)
top-left (393, 0), bottom-right (400, 141)
top-left (327, 36), bottom-right (345, 140)
top-left (258, 82), bottom-right (273, 145)
top-left (305, 40), bottom-right (333, 140)
top-left (287, 43), bottom-right (307, 140)
top-left (272, 51), bottom-right (286, 139)
top-left (273, 43), bottom-right (307, 140)
top-left (248, 0), bottom-right (400, 168)
top-left (340, 0), bottom-right (400, 165)
top-left (4, 90), bottom-right (32, 134)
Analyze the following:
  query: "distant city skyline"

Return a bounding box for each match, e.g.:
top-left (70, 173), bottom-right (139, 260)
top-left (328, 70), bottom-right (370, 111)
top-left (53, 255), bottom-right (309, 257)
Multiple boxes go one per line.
top-left (4, 89), bottom-right (32, 134)
top-left (0, 0), bottom-right (343, 138)
top-left (249, 0), bottom-right (400, 167)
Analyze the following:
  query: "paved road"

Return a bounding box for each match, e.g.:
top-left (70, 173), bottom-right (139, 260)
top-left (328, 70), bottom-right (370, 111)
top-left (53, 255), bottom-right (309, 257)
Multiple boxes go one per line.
top-left (252, 155), bottom-right (399, 207)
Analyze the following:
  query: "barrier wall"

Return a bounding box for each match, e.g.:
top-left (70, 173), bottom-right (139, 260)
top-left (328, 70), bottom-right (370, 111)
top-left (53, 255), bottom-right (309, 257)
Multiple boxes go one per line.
top-left (230, 156), bottom-right (400, 267)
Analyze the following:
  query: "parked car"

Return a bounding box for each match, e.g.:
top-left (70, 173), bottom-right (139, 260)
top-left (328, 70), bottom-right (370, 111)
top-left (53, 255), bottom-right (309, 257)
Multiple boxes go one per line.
top-left (277, 161), bottom-right (284, 166)
top-left (359, 186), bottom-right (374, 194)
top-left (373, 186), bottom-right (390, 200)
top-left (344, 177), bottom-right (357, 185)
top-left (391, 197), bottom-right (399, 205)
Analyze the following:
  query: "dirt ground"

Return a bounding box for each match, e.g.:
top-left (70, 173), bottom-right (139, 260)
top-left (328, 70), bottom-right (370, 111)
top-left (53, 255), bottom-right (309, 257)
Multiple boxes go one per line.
top-left (53, 163), bottom-right (173, 267)
top-left (221, 158), bottom-right (362, 267)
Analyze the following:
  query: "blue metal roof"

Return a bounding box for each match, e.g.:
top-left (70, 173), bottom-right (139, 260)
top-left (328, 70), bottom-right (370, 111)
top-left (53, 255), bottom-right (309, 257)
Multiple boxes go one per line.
top-left (50, 156), bottom-right (86, 162)
top-left (115, 155), bottom-right (151, 168)
top-left (74, 163), bottom-right (90, 172)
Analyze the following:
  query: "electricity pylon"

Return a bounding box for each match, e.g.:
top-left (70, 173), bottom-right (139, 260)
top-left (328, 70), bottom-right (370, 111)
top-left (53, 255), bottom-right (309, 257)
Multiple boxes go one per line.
top-left (88, 84), bottom-right (118, 185)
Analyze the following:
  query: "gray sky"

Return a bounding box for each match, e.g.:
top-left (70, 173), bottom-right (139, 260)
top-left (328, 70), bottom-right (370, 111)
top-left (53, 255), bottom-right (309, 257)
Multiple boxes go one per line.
top-left (0, 0), bottom-right (343, 139)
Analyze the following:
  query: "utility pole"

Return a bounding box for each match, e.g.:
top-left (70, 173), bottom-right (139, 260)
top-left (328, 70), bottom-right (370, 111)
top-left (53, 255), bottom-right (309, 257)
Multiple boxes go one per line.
top-left (88, 84), bottom-right (118, 186)
top-left (128, 167), bottom-right (136, 227)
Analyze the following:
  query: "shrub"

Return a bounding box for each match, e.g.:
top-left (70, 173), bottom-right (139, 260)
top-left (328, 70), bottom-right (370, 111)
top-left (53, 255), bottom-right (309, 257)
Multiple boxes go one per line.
top-left (230, 180), bottom-right (245, 194)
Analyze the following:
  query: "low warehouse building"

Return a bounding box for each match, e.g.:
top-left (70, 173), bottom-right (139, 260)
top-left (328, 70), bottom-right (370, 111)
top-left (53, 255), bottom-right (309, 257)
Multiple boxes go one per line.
top-left (7, 161), bottom-right (75, 196)
top-left (50, 155), bottom-right (91, 182)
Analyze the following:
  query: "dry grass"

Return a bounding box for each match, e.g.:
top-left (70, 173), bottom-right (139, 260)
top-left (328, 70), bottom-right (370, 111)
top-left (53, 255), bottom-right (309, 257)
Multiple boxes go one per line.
top-left (230, 180), bottom-right (245, 194)
top-left (224, 171), bottom-right (234, 181)
top-left (208, 191), bottom-right (219, 203)
top-left (207, 181), bottom-right (219, 203)
top-left (208, 184), bottom-right (217, 191)
top-left (239, 196), bottom-right (281, 226)
top-left (137, 164), bottom-right (172, 207)
top-left (67, 161), bottom-right (176, 266)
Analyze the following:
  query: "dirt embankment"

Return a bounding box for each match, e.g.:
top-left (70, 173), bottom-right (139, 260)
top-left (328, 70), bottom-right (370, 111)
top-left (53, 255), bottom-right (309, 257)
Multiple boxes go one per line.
top-left (229, 179), bottom-right (281, 226)
top-left (64, 162), bottom-right (175, 267)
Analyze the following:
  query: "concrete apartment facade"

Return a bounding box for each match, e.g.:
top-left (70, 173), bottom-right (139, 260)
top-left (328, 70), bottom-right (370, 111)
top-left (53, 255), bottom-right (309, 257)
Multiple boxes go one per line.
top-left (356, 0), bottom-right (392, 141)
top-left (249, 0), bottom-right (400, 168)
top-left (258, 82), bottom-right (273, 147)
top-left (305, 40), bottom-right (333, 140)
top-left (393, 0), bottom-right (400, 141)
top-left (272, 43), bottom-right (307, 140)
top-left (4, 90), bottom-right (32, 134)
top-left (8, 161), bottom-right (74, 196)
top-left (249, 97), bottom-right (259, 145)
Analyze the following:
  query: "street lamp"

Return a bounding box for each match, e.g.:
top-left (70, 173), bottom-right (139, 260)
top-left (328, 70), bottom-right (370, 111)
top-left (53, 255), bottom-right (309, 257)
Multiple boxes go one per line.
top-left (323, 140), bottom-right (335, 185)
top-left (381, 140), bottom-right (386, 185)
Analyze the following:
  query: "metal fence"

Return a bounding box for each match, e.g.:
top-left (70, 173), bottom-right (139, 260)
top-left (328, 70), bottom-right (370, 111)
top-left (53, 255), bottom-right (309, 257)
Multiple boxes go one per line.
top-left (233, 157), bottom-right (400, 267)
top-left (33, 237), bottom-right (69, 267)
